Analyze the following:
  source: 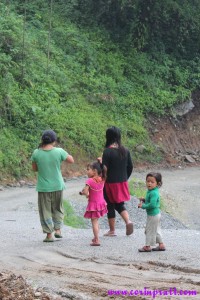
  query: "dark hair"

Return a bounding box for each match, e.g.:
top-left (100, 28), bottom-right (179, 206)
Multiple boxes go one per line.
top-left (146, 172), bottom-right (162, 187)
top-left (38, 130), bottom-right (57, 148)
top-left (87, 161), bottom-right (107, 180)
top-left (105, 126), bottom-right (126, 158)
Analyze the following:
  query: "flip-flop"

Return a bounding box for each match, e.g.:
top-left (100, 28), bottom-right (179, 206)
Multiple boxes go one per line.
top-left (152, 246), bottom-right (166, 251)
top-left (90, 242), bottom-right (100, 246)
top-left (126, 222), bottom-right (134, 236)
top-left (43, 237), bottom-right (54, 242)
top-left (54, 233), bottom-right (63, 238)
top-left (103, 231), bottom-right (117, 237)
top-left (138, 247), bottom-right (152, 252)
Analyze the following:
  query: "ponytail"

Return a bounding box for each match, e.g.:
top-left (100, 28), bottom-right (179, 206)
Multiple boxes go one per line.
top-left (100, 163), bottom-right (107, 181)
top-left (89, 161), bottom-right (107, 181)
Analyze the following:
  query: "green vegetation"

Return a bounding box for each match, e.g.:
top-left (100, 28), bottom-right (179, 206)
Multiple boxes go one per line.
top-left (129, 178), bottom-right (146, 200)
top-left (1, 1), bottom-right (200, 179)
top-left (63, 200), bottom-right (86, 228)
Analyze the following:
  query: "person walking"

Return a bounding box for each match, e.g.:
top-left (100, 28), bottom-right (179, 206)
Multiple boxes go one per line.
top-left (138, 172), bottom-right (166, 252)
top-left (79, 161), bottom-right (108, 246)
top-left (101, 126), bottom-right (133, 236)
top-left (31, 130), bottom-right (74, 242)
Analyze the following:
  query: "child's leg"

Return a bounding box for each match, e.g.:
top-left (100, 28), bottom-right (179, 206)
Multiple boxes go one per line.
top-left (91, 218), bottom-right (100, 243)
top-left (155, 215), bottom-right (165, 249)
top-left (139, 215), bottom-right (163, 252)
top-left (145, 215), bottom-right (157, 249)
top-left (38, 192), bottom-right (54, 236)
top-left (116, 203), bottom-right (133, 236)
top-left (52, 191), bottom-right (64, 235)
top-left (105, 199), bottom-right (116, 235)
top-left (138, 218), bottom-right (151, 251)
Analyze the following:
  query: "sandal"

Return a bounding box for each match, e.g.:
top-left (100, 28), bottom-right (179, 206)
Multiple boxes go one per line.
top-left (43, 237), bottom-right (54, 243)
top-left (54, 233), bottom-right (63, 238)
top-left (90, 241), bottom-right (100, 246)
top-left (103, 231), bottom-right (117, 237)
top-left (126, 222), bottom-right (134, 236)
top-left (138, 246), bottom-right (151, 252)
top-left (152, 246), bottom-right (166, 251)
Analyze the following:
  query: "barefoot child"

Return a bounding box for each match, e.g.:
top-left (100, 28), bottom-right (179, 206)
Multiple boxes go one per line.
top-left (138, 172), bottom-right (166, 252)
top-left (79, 161), bottom-right (108, 246)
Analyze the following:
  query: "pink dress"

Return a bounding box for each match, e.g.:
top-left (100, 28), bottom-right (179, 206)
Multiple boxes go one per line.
top-left (84, 177), bottom-right (108, 219)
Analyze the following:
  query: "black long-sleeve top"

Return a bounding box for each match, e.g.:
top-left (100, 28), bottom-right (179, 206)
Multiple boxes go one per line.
top-left (102, 147), bottom-right (133, 183)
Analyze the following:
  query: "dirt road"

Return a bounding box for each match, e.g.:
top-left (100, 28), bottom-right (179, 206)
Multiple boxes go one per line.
top-left (0, 167), bottom-right (200, 299)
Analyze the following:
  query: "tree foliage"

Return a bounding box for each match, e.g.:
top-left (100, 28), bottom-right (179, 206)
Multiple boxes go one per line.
top-left (0, 0), bottom-right (200, 178)
top-left (64, 0), bottom-right (200, 58)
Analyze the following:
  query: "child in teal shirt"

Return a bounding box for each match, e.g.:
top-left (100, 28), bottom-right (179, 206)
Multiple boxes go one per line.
top-left (138, 172), bottom-right (166, 252)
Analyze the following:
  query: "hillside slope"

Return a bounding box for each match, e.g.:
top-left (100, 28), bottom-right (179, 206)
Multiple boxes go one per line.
top-left (1, 1), bottom-right (200, 180)
top-left (60, 93), bottom-right (200, 178)
top-left (147, 92), bottom-right (200, 167)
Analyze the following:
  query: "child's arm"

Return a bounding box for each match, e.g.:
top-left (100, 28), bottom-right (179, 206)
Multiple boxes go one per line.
top-left (79, 185), bottom-right (89, 198)
top-left (32, 162), bottom-right (38, 172)
top-left (142, 191), bottom-right (158, 209)
top-left (97, 154), bottom-right (103, 164)
top-left (139, 197), bottom-right (145, 202)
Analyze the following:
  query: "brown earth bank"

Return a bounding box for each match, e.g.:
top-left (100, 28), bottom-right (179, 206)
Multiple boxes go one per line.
top-left (146, 90), bottom-right (200, 168)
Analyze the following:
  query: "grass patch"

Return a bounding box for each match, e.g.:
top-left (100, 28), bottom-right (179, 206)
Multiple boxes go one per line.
top-left (129, 178), bottom-right (165, 210)
top-left (63, 200), bottom-right (86, 228)
top-left (129, 178), bottom-right (146, 199)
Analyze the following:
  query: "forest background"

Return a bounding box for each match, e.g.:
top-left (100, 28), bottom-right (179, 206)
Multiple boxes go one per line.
top-left (0, 0), bottom-right (200, 180)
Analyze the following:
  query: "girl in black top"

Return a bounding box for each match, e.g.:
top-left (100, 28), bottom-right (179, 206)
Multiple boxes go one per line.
top-left (102, 126), bottom-right (134, 236)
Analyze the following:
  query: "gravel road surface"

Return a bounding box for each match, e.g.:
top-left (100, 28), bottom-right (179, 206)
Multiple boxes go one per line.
top-left (0, 166), bottom-right (200, 299)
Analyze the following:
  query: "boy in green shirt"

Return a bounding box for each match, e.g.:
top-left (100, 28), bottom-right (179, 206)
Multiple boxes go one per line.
top-left (138, 172), bottom-right (166, 252)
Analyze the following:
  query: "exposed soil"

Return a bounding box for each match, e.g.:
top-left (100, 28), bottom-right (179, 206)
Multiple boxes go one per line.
top-left (147, 91), bottom-right (200, 168)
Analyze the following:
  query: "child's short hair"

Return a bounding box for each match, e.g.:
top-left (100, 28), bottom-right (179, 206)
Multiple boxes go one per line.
top-left (146, 172), bottom-right (162, 187)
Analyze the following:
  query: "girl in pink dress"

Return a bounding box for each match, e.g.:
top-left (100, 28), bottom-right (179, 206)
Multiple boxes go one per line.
top-left (79, 161), bottom-right (107, 246)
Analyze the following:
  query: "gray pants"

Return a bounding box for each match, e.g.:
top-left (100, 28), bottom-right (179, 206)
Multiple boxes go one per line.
top-left (145, 213), bottom-right (163, 246)
top-left (38, 191), bottom-right (64, 233)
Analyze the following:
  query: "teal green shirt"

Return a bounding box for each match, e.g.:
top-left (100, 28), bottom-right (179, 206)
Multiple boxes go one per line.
top-left (142, 187), bottom-right (160, 216)
top-left (31, 147), bottom-right (68, 192)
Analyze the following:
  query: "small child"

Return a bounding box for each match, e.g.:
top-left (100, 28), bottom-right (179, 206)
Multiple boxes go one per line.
top-left (79, 161), bottom-right (108, 246)
top-left (138, 172), bottom-right (166, 252)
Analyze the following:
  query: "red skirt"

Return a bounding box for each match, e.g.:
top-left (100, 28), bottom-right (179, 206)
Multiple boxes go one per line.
top-left (105, 181), bottom-right (130, 204)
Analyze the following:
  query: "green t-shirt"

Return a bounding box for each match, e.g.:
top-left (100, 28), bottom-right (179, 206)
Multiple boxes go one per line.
top-left (31, 147), bottom-right (68, 192)
top-left (142, 187), bottom-right (160, 216)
